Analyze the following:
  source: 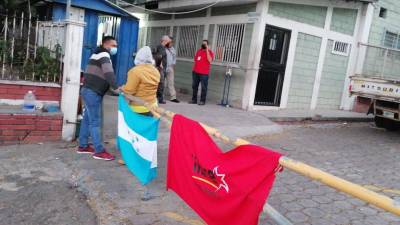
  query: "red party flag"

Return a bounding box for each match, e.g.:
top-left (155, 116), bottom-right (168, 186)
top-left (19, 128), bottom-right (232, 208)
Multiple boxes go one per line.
top-left (167, 115), bottom-right (282, 225)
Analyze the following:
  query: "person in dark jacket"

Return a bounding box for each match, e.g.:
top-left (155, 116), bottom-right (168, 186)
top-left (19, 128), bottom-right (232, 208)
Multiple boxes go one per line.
top-left (155, 35), bottom-right (171, 104)
top-left (77, 36), bottom-right (119, 161)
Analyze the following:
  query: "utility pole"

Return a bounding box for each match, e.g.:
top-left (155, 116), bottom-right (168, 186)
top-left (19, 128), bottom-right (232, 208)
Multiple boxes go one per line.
top-left (66, 0), bottom-right (71, 20)
top-left (61, 0), bottom-right (86, 140)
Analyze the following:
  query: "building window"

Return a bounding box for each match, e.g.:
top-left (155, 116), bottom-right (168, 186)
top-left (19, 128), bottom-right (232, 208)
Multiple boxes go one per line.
top-left (379, 7), bottom-right (387, 18)
top-left (176, 26), bottom-right (200, 59)
top-left (147, 26), bottom-right (171, 48)
top-left (383, 30), bottom-right (400, 49)
top-left (214, 24), bottom-right (246, 64)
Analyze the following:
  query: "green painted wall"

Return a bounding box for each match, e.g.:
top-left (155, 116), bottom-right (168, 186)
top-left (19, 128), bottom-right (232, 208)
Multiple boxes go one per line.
top-left (171, 23), bottom-right (254, 107)
top-left (330, 8), bottom-right (358, 35)
top-left (268, 2), bottom-right (327, 28)
top-left (211, 3), bottom-right (257, 16)
top-left (137, 27), bottom-right (146, 48)
top-left (173, 61), bottom-right (246, 107)
top-left (240, 24), bottom-right (254, 66)
top-left (208, 24), bottom-right (215, 47)
top-left (175, 10), bottom-right (207, 19)
top-left (317, 40), bottom-right (350, 109)
top-left (287, 33), bottom-right (322, 109)
top-left (148, 13), bottom-right (172, 21)
top-left (368, 0), bottom-right (400, 46)
top-left (365, 0), bottom-right (400, 80)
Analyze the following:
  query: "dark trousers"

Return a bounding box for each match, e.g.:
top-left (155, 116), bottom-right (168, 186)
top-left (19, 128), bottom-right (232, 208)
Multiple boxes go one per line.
top-left (192, 71), bottom-right (209, 103)
top-left (157, 69), bottom-right (166, 102)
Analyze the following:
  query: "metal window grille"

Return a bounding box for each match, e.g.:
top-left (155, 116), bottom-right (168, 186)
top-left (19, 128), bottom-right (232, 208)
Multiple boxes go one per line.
top-left (383, 30), bottom-right (400, 49)
top-left (176, 25), bottom-right (200, 59)
top-left (214, 24), bottom-right (245, 64)
top-left (97, 16), bottom-right (121, 46)
top-left (147, 26), bottom-right (170, 49)
top-left (332, 41), bottom-right (350, 56)
top-left (1, 13), bottom-right (64, 83)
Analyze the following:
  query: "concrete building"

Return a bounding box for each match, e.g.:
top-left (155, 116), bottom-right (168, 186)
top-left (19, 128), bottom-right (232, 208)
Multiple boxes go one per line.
top-left (122, 0), bottom-right (399, 111)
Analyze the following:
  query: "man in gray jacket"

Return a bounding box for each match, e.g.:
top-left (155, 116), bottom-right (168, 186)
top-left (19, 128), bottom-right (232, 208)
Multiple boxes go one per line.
top-left (165, 36), bottom-right (180, 103)
top-left (155, 35), bottom-right (170, 104)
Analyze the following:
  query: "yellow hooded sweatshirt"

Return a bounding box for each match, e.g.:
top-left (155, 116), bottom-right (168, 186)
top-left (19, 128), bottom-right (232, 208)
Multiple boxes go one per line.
top-left (122, 62), bottom-right (160, 113)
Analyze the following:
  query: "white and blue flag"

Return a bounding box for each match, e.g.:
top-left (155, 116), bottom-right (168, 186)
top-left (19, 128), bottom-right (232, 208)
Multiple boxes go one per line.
top-left (117, 95), bottom-right (160, 185)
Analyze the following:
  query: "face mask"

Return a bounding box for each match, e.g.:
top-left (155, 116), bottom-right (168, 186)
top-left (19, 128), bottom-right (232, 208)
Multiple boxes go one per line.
top-left (110, 47), bottom-right (118, 56)
top-left (201, 44), bottom-right (207, 49)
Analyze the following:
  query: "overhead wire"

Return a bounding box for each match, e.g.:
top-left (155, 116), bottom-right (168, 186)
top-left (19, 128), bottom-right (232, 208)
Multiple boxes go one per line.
top-left (117, 0), bottom-right (221, 15)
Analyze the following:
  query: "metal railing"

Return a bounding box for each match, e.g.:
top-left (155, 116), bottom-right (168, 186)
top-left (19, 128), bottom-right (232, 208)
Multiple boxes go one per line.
top-left (358, 42), bottom-right (400, 81)
top-left (0, 13), bottom-right (65, 83)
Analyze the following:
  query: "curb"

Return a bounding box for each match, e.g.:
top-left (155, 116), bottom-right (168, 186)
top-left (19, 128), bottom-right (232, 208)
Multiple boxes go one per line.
top-left (268, 116), bottom-right (374, 123)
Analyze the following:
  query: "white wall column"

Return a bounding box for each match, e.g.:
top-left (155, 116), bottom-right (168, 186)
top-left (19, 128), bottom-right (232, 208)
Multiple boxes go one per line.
top-left (170, 14), bottom-right (175, 36)
top-left (279, 30), bottom-right (298, 109)
top-left (242, 0), bottom-right (269, 110)
top-left (203, 8), bottom-right (211, 39)
top-left (61, 8), bottom-right (85, 141)
top-left (340, 3), bottom-right (375, 110)
top-left (354, 3), bottom-right (375, 74)
top-left (310, 6), bottom-right (333, 110)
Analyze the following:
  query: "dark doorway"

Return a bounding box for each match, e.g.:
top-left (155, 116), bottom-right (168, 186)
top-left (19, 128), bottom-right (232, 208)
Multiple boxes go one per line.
top-left (254, 25), bottom-right (291, 106)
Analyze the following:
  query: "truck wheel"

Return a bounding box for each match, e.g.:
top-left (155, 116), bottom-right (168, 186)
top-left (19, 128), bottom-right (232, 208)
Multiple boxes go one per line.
top-left (384, 121), bottom-right (399, 131)
top-left (375, 116), bottom-right (399, 131)
top-left (374, 116), bottom-right (385, 128)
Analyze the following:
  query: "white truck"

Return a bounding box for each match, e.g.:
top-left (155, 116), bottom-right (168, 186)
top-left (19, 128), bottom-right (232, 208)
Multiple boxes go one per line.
top-left (350, 76), bottom-right (400, 130)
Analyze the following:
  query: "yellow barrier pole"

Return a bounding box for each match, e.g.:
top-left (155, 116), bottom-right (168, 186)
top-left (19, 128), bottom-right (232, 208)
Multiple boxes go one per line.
top-left (122, 94), bottom-right (400, 217)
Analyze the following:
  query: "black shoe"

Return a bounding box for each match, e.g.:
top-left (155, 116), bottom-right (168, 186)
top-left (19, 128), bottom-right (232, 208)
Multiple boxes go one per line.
top-left (198, 101), bottom-right (205, 106)
top-left (170, 99), bottom-right (180, 103)
top-left (159, 100), bottom-right (166, 104)
top-left (188, 100), bottom-right (197, 104)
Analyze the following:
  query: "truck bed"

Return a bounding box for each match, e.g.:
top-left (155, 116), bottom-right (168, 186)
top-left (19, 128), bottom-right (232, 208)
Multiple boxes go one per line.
top-left (350, 76), bottom-right (400, 103)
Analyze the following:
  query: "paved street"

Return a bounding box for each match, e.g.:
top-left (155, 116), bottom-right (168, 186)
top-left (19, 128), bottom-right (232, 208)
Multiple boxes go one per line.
top-left (250, 122), bottom-right (400, 225)
top-left (0, 97), bottom-right (399, 225)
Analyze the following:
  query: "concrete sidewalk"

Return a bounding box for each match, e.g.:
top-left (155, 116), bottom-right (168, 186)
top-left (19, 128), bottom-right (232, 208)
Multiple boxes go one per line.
top-left (255, 109), bottom-right (373, 123)
top-left (105, 94), bottom-right (372, 139)
top-left (104, 95), bottom-right (283, 139)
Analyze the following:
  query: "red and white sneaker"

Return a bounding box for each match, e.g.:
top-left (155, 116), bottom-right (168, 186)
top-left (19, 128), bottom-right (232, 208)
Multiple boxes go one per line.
top-left (93, 150), bottom-right (115, 161)
top-left (77, 145), bottom-right (95, 154)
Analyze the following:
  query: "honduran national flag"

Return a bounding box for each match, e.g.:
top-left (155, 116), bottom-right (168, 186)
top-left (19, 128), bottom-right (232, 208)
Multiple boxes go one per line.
top-left (117, 95), bottom-right (160, 185)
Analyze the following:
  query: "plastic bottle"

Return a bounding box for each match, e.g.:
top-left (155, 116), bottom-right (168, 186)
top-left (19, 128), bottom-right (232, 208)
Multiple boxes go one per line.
top-left (23, 91), bottom-right (36, 112)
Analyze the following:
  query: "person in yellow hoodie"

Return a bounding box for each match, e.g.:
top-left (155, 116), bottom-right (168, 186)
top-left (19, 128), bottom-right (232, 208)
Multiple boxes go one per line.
top-left (118, 46), bottom-right (160, 166)
top-left (122, 46), bottom-right (161, 115)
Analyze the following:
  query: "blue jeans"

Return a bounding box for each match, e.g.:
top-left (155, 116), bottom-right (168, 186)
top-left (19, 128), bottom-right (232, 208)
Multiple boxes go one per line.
top-left (192, 72), bottom-right (209, 103)
top-left (79, 87), bottom-right (104, 153)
